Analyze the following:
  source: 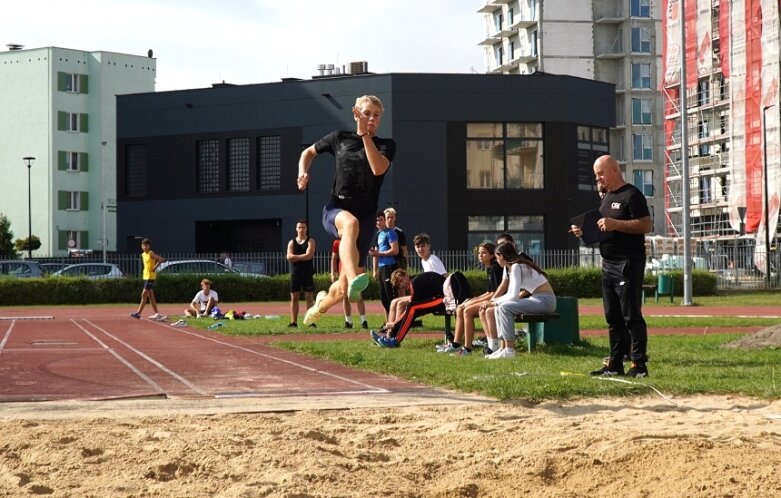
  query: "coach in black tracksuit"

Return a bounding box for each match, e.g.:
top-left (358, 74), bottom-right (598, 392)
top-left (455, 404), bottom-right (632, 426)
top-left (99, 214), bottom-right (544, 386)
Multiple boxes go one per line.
top-left (571, 155), bottom-right (652, 378)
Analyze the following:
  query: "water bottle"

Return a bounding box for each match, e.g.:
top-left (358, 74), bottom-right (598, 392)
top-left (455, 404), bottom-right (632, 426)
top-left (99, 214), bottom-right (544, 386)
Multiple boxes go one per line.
top-left (207, 321), bottom-right (225, 330)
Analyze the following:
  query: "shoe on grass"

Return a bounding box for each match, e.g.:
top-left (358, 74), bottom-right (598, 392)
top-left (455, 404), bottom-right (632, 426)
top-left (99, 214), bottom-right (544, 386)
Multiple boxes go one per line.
top-left (344, 321), bottom-right (353, 329)
top-left (377, 336), bottom-right (400, 348)
top-left (451, 348), bottom-right (472, 356)
top-left (437, 343), bottom-right (459, 354)
top-left (361, 320), bottom-right (369, 329)
top-left (347, 273), bottom-right (369, 302)
top-left (303, 291), bottom-right (328, 326)
top-left (369, 329), bottom-right (384, 346)
top-left (487, 348), bottom-right (516, 359)
top-left (625, 363), bottom-right (649, 378)
top-left (590, 363), bottom-right (625, 376)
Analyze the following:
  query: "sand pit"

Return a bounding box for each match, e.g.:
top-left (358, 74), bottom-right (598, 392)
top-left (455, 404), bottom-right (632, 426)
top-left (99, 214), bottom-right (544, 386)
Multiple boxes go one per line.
top-left (1, 395), bottom-right (780, 497)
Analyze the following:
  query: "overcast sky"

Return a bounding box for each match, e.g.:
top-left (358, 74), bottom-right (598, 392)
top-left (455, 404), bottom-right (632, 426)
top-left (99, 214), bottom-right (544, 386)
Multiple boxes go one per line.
top-left (4, 0), bottom-right (487, 91)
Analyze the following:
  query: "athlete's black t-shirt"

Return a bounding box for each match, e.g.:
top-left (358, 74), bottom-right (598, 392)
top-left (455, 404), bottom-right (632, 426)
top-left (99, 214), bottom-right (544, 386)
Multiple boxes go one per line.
top-left (314, 131), bottom-right (396, 217)
top-left (290, 237), bottom-right (314, 276)
top-left (598, 183), bottom-right (650, 261)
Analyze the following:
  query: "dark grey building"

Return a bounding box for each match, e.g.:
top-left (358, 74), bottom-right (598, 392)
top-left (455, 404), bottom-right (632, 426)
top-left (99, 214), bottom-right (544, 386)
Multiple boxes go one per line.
top-left (116, 72), bottom-right (614, 255)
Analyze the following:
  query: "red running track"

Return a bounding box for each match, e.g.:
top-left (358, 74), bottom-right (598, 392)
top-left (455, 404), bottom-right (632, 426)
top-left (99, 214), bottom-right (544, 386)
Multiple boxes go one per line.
top-left (0, 309), bottom-right (429, 403)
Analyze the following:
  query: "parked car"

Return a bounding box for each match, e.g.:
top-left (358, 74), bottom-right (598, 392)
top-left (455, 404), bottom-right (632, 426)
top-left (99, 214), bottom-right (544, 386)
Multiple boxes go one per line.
top-left (51, 263), bottom-right (125, 279)
top-left (0, 260), bottom-right (45, 278)
top-left (156, 260), bottom-right (238, 275)
top-left (231, 261), bottom-right (270, 277)
top-left (157, 259), bottom-right (266, 278)
top-left (39, 262), bottom-right (70, 275)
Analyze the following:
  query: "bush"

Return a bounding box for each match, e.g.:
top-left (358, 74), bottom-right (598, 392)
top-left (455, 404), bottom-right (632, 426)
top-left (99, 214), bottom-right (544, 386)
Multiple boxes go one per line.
top-left (0, 268), bottom-right (717, 306)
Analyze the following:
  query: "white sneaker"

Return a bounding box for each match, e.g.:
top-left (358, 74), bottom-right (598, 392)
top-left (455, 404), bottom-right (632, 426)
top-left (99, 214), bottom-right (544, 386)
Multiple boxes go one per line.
top-left (487, 348), bottom-right (516, 360)
top-left (171, 319), bottom-right (187, 327)
top-left (149, 313), bottom-right (167, 321)
top-left (486, 347), bottom-right (505, 359)
top-left (303, 291), bottom-right (327, 326)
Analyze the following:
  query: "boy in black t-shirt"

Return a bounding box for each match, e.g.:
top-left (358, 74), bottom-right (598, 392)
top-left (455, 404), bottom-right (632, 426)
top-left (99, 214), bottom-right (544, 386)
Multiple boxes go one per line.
top-left (297, 95), bottom-right (396, 326)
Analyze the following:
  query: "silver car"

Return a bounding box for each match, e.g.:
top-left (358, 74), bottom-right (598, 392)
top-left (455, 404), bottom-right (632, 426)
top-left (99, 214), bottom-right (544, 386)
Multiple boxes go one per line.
top-left (51, 263), bottom-right (125, 279)
top-left (0, 260), bottom-right (45, 278)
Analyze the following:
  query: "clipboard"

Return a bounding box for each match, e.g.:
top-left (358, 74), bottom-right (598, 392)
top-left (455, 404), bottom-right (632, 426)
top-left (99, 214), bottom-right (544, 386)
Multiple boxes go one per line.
top-left (571, 209), bottom-right (612, 245)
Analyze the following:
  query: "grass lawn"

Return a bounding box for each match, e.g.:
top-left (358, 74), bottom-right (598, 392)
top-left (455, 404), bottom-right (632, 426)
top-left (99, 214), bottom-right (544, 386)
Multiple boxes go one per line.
top-left (277, 334), bottom-right (781, 401)
top-left (181, 310), bottom-right (781, 401)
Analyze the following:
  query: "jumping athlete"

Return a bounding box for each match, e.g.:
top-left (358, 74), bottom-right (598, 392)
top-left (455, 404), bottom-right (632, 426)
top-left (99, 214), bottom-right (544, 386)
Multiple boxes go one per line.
top-left (297, 95), bottom-right (396, 325)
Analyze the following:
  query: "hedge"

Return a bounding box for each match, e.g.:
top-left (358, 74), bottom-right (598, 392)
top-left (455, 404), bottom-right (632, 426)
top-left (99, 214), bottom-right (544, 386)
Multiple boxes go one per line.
top-left (0, 269), bottom-right (717, 306)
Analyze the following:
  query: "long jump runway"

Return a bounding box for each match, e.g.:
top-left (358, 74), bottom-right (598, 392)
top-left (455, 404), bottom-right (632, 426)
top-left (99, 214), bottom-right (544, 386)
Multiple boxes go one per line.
top-left (0, 314), bottom-right (460, 409)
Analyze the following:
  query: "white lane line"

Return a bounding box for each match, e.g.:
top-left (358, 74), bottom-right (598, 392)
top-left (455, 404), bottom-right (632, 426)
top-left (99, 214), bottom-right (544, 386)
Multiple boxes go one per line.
top-left (82, 319), bottom-right (208, 396)
top-left (3, 348), bottom-right (104, 353)
top-left (159, 323), bottom-right (389, 394)
top-left (0, 321), bottom-right (15, 352)
top-left (215, 389), bottom-right (390, 399)
top-left (0, 316), bottom-right (54, 320)
top-left (70, 320), bottom-right (165, 395)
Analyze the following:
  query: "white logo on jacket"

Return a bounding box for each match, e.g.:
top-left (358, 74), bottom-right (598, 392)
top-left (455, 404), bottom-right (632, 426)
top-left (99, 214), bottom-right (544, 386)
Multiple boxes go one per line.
top-left (611, 202), bottom-right (621, 210)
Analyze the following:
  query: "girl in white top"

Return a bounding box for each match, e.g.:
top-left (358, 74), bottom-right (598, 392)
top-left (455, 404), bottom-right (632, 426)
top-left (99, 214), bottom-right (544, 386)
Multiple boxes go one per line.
top-left (481, 242), bottom-right (556, 359)
top-left (185, 279), bottom-right (220, 317)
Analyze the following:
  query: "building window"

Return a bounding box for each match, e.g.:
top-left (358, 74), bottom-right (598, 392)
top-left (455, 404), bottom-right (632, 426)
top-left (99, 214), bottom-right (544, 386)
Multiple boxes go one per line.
top-left (257, 136), bottom-right (281, 191)
top-left (494, 12), bottom-right (503, 32)
top-left (576, 126), bottom-right (610, 192)
top-left (632, 98), bottom-right (652, 124)
top-left (631, 63), bottom-right (651, 88)
top-left (57, 111), bottom-right (88, 132)
top-left (467, 215), bottom-right (545, 256)
top-left (57, 72), bottom-right (88, 94)
top-left (58, 151), bottom-right (88, 172)
top-left (494, 45), bottom-right (503, 66)
top-left (631, 26), bottom-right (651, 53)
top-left (631, 0), bottom-right (650, 17)
top-left (125, 144), bottom-right (148, 198)
top-left (632, 134), bottom-right (653, 160)
top-left (508, 7), bottom-right (514, 25)
top-left (197, 139), bottom-right (220, 193)
top-left (509, 41), bottom-right (515, 60)
top-left (467, 123), bottom-right (544, 190)
top-left (227, 137), bottom-right (250, 192)
top-left (699, 177), bottom-right (713, 203)
top-left (633, 169), bottom-right (654, 196)
top-left (698, 78), bottom-right (710, 106)
top-left (531, 30), bottom-right (538, 56)
top-left (67, 152), bottom-right (79, 171)
top-left (59, 230), bottom-right (87, 250)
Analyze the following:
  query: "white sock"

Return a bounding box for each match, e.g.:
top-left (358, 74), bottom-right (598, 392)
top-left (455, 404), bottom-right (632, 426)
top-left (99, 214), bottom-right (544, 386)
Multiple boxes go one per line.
top-left (489, 339), bottom-right (501, 351)
top-left (345, 316), bottom-right (353, 324)
top-left (359, 315), bottom-right (367, 322)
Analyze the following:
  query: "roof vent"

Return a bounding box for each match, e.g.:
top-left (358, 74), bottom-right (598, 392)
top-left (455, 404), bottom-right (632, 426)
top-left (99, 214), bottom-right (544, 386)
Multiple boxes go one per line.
top-left (7, 43), bottom-right (24, 51)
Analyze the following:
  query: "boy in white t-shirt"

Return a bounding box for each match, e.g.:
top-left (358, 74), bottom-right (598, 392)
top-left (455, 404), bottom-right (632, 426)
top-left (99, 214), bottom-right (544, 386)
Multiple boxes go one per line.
top-left (184, 279), bottom-right (219, 317)
top-left (413, 233), bottom-right (447, 275)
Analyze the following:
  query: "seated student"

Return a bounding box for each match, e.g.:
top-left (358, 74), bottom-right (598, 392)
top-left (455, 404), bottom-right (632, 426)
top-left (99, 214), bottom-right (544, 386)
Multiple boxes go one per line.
top-left (184, 279), bottom-right (219, 318)
top-left (481, 242), bottom-right (556, 359)
top-left (438, 241), bottom-right (504, 356)
top-left (413, 233), bottom-right (447, 275)
top-left (370, 269), bottom-right (446, 348)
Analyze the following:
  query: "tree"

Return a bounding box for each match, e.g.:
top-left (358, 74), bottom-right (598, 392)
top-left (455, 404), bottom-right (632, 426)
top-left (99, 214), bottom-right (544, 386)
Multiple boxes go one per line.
top-left (14, 235), bottom-right (41, 254)
top-left (0, 213), bottom-right (16, 258)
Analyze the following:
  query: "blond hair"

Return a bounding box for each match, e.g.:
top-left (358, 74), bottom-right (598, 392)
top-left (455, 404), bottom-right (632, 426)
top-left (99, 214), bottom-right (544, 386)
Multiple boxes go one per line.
top-left (383, 207), bottom-right (397, 216)
top-left (355, 95), bottom-right (384, 113)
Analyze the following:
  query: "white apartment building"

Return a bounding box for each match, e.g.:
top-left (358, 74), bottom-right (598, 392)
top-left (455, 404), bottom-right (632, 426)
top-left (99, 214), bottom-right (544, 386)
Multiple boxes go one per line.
top-left (0, 45), bottom-right (155, 256)
top-left (478, 0), bottom-right (665, 234)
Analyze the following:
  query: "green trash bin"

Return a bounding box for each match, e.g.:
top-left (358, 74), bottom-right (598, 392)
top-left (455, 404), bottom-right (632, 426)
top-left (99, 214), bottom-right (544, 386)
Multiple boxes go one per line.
top-left (540, 296), bottom-right (580, 345)
top-left (657, 274), bottom-right (674, 303)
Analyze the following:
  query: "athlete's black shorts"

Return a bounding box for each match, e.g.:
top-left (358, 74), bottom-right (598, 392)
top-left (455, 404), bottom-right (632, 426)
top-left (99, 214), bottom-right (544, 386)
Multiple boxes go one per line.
top-left (290, 273), bottom-right (315, 293)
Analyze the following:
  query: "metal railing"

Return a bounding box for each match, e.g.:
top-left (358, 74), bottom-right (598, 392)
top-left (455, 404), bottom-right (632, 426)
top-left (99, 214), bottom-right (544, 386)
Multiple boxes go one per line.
top-left (28, 244), bottom-right (781, 290)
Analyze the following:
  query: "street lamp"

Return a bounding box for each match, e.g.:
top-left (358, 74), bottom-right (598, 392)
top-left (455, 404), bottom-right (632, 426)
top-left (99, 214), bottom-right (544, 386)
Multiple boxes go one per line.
top-left (762, 105), bottom-right (774, 287)
top-left (23, 156), bottom-right (35, 259)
